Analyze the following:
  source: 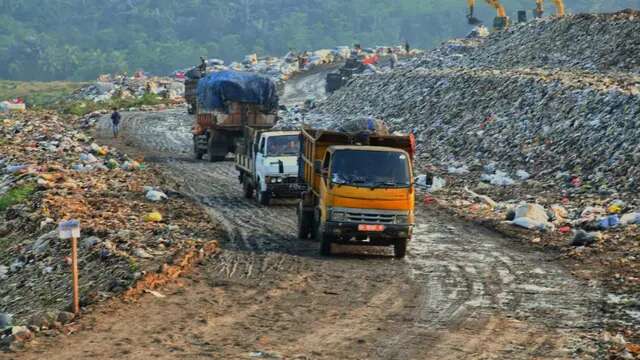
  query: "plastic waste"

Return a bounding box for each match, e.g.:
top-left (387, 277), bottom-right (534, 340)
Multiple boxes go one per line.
top-left (143, 211), bottom-right (163, 223)
top-left (146, 190), bottom-right (168, 202)
top-left (559, 226), bottom-right (572, 234)
top-left (106, 159), bottom-right (119, 170)
top-left (4, 165), bottom-right (27, 174)
top-left (122, 161), bottom-right (140, 171)
top-left (516, 170), bottom-right (530, 180)
top-left (572, 230), bottom-right (599, 247)
top-left (596, 215), bottom-right (620, 230)
top-left (607, 200), bottom-right (625, 214)
top-left (620, 212), bottom-right (640, 225)
top-left (448, 165), bottom-right (469, 175)
top-left (430, 177), bottom-right (447, 192)
top-left (511, 217), bottom-right (553, 231)
top-left (80, 153), bottom-right (98, 163)
top-left (550, 205), bottom-right (569, 221)
top-left (90, 143), bottom-right (108, 156)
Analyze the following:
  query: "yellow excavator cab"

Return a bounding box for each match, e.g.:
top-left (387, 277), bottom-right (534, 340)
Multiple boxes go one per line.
top-left (467, 0), bottom-right (510, 30)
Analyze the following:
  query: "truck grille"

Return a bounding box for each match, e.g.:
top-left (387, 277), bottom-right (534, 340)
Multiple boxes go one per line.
top-left (344, 210), bottom-right (395, 224)
top-left (283, 177), bottom-right (298, 184)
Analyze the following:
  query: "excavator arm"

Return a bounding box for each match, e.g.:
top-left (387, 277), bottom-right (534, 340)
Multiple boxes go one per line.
top-left (535, 0), bottom-right (565, 17)
top-left (551, 0), bottom-right (565, 16)
top-left (467, 0), bottom-right (509, 29)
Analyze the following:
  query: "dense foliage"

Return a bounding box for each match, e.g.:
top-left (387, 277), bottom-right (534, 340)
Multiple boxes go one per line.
top-left (0, 0), bottom-right (638, 81)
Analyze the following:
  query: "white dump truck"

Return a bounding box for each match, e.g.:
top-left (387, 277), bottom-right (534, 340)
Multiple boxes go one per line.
top-left (235, 128), bottom-right (306, 205)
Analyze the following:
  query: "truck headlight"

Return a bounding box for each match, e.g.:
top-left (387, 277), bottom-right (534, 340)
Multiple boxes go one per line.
top-left (396, 215), bottom-right (409, 224)
top-left (331, 211), bottom-right (347, 222)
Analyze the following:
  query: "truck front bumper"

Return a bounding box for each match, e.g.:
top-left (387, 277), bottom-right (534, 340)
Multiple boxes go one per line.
top-left (266, 182), bottom-right (307, 198)
top-left (325, 221), bottom-right (413, 246)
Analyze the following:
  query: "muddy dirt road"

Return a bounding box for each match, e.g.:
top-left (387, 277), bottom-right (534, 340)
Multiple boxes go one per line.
top-left (13, 106), bottom-right (614, 360)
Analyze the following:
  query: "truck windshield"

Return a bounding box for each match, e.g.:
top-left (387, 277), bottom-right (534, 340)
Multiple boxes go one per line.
top-left (266, 135), bottom-right (300, 156)
top-left (330, 150), bottom-right (410, 188)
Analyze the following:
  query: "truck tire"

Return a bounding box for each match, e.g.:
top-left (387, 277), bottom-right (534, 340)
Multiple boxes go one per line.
top-left (242, 180), bottom-right (254, 199)
top-left (297, 203), bottom-right (312, 240)
top-left (318, 227), bottom-right (332, 256)
top-left (208, 131), bottom-right (227, 162)
top-left (394, 238), bottom-right (408, 259)
top-left (257, 183), bottom-right (271, 206)
top-left (193, 136), bottom-right (205, 160)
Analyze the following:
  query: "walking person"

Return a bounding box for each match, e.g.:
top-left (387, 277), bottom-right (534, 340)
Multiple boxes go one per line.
top-left (404, 40), bottom-right (411, 54)
top-left (111, 108), bottom-right (121, 138)
top-left (388, 48), bottom-right (398, 69)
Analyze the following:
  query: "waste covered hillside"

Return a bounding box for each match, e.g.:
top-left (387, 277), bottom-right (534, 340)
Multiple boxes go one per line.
top-left (313, 11), bottom-right (640, 340)
top-left (317, 10), bottom-right (640, 196)
top-left (418, 9), bottom-right (640, 73)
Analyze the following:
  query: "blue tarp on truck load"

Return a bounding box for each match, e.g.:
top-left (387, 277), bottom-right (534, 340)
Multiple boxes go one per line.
top-left (197, 71), bottom-right (279, 112)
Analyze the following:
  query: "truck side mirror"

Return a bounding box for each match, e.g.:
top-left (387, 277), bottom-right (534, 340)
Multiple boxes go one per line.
top-left (314, 160), bottom-right (322, 173)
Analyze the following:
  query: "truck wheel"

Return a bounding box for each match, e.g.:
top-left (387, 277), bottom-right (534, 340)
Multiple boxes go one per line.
top-left (243, 180), bottom-right (254, 199)
top-left (193, 136), bottom-right (205, 160)
top-left (394, 238), bottom-right (408, 259)
top-left (318, 229), bottom-right (332, 256)
top-left (257, 184), bottom-right (271, 206)
top-left (297, 203), bottom-right (312, 239)
top-left (208, 131), bottom-right (227, 162)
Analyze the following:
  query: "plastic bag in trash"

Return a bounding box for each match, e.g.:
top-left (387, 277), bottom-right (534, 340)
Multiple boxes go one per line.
top-left (146, 190), bottom-right (168, 202)
top-left (596, 215), bottom-right (620, 230)
top-left (511, 217), bottom-right (554, 231)
top-left (143, 211), bottom-right (163, 223)
top-left (621, 213), bottom-right (640, 225)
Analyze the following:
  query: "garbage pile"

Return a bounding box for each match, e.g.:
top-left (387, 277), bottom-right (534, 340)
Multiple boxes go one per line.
top-left (0, 110), bottom-right (219, 341)
top-left (308, 10), bottom-right (640, 341)
top-left (415, 9), bottom-right (640, 74)
top-left (185, 45), bottom-right (419, 88)
top-left (71, 74), bottom-right (185, 103)
top-left (0, 99), bottom-right (26, 114)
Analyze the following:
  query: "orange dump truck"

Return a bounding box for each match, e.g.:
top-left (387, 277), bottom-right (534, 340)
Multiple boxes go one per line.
top-left (297, 128), bottom-right (416, 258)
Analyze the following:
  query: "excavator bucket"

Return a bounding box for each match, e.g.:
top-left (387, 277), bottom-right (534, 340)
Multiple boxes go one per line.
top-left (517, 10), bottom-right (527, 23)
top-left (493, 16), bottom-right (510, 30)
top-left (467, 15), bottom-right (483, 25)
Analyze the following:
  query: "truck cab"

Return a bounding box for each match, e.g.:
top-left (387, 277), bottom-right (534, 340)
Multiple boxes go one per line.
top-left (236, 130), bottom-right (305, 205)
top-left (298, 128), bottom-right (415, 258)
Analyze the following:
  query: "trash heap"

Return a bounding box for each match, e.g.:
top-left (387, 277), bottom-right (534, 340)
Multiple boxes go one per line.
top-left (0, 110), bottom-right (219, 345)
top-left (70, 75), bottom-right (185, 103)
top-left (310, 10), bottom-right (640, 340)
top-left (416, 9), bottom-right (640, 74)
top-left (185, 45), bottom-right (420, 88)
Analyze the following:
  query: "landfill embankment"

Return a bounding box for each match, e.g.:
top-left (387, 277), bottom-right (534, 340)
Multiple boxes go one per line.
top-left (304, 10), bottom-right (640, 349)
top-left (0, 109), bottom-right (221, 351)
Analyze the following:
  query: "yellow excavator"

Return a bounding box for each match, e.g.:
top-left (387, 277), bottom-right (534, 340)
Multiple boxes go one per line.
top-left (534, 0), bottom-right (565, 18)
top-left (467, 0), bottom-right (510, 30)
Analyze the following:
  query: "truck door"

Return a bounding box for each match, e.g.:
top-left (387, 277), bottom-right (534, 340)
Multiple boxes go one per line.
top-left (319, 152), bottom-right (331, 223)
top-left (255, 135), bottom-right (267, 185)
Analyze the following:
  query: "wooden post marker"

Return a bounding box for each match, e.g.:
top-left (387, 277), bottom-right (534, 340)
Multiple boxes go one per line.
top-left (59, 220), bottom-right (81, 315)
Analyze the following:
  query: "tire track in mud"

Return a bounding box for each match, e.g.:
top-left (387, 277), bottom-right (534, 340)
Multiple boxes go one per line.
top-left (94, 100), bottom-right (608, 358)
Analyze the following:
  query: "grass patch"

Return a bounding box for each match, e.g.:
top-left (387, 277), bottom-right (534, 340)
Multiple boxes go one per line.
top-left (0, 80), bottom-right (86, 108)
top-left (0, 183), bottom-right (36, 212)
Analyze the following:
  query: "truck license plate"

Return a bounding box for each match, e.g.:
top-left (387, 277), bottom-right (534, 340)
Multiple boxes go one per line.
top-left (358, 224), bottom-right (385, 232)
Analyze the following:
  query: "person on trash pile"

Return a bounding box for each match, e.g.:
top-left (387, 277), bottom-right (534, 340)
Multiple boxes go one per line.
top-left (404, 40), bottom-right (411, 54)
top-left (388, 48), bottom-right (398, 69)
top-left (198, 56), bottom-right (207, 73)
top-left (111, 108), bottom-right (121, 138)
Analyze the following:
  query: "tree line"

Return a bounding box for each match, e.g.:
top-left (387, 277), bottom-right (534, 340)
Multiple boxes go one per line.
top-left (0, 0), bottom-right (637, 81)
